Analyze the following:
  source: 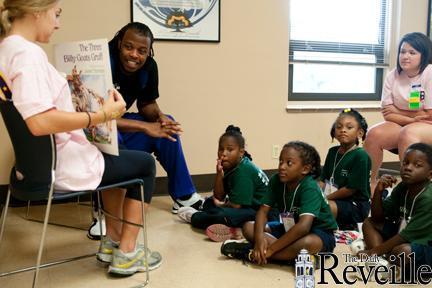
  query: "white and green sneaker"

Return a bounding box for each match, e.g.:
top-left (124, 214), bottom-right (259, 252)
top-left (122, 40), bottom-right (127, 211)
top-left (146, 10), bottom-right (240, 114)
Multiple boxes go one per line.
top-left (108, 247), bottom-right (162, 276)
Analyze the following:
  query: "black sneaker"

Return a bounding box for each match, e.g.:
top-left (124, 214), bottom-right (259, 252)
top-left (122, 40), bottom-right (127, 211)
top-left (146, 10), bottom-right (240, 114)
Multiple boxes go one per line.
top-left (221, 240), bottom-right (253, 261)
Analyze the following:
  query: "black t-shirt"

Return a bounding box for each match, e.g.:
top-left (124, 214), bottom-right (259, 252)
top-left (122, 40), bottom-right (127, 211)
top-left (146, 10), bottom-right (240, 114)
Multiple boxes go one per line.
top-left (109, 42), bottom-right (159, 110)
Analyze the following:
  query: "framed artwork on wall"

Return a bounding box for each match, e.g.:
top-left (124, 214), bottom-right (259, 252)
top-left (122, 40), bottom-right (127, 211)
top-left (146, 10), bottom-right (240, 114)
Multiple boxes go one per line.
top-left (428, 0), bottom-right (432, 39)
top-left (131, 0), bottom-right (220, 42)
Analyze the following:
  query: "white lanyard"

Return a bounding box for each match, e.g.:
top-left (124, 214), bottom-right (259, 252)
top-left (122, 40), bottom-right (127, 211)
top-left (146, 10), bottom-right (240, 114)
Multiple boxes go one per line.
top-left (403, 184), bottom-right (428, 223)
top-left (330, 145), bottom-right (357, 185)
top-left (283, 182), bottom-right (301, 213)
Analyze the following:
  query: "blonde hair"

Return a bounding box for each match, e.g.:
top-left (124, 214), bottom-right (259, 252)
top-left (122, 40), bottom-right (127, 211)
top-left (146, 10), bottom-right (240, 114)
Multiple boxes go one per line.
top-left (0, 0), bottom-right (58, 37)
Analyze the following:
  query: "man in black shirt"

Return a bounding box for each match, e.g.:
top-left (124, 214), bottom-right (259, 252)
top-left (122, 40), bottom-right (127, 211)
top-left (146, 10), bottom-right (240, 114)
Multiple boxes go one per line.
top-left (109, 22), bottom-right (202, 213)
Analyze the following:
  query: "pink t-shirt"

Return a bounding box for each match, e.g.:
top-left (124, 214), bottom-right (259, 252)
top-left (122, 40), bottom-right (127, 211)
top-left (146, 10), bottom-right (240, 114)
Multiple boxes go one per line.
top-left (0, 35), bottom-right (104, 191)
top-left (381, 64), bottom-right (432, 110)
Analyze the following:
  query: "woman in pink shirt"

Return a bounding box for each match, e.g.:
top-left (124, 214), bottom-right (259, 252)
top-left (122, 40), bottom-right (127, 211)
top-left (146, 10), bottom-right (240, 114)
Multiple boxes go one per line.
top-left (0, 0), bottom-right (171, 275)
top-left (364, 32), bottom-right (432, 193)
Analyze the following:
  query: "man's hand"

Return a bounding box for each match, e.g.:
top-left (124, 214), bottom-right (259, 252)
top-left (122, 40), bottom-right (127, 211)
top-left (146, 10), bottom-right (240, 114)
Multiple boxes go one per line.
top-left (145, 122), bottom-right (180, 142)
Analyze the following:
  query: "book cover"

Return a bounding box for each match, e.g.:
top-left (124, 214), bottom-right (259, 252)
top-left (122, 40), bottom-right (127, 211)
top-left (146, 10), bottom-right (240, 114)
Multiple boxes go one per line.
top-left (54, 39), bottom-right (118, 156)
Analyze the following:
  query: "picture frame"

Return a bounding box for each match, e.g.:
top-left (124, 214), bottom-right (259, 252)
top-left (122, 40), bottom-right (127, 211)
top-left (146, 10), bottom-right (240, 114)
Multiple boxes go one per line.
top-left (428, 0), bottom-right (432, 39)
top-left (131, 0), bottom-right (220, 42)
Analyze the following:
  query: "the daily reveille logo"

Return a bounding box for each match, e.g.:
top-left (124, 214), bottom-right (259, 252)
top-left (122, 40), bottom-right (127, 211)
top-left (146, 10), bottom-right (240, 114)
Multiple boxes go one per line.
top-left (295, 250), bottom-right (431, 287)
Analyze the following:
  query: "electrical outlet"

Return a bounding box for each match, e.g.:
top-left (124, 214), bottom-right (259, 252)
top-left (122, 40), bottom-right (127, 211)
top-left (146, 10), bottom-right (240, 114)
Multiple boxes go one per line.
top-left (272, 145), bottom-right (280, 159)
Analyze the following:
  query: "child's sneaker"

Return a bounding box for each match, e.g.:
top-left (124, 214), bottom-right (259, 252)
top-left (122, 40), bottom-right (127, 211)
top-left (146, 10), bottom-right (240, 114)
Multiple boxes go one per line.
top-left (108, 247), bottom-right (162, 276)
top-left (177, 206), bottom-right (198, 223)
top-left (349, 238), bottom-right (365, 255)
top-left (220, 239), bottom-right (253, 261)
top-left (96, 236), bottom-right (119, 264)
top-left (172, 192), bottom-right (203, 214)
top-left (206, 224), bottom-right (243, 242)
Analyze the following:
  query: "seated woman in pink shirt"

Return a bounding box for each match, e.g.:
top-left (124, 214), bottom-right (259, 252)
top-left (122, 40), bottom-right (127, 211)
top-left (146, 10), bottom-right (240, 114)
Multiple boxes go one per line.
top-left (0, 0), bottom-right (178, 276)
top-left (364, 32), bottom-right (432, 193)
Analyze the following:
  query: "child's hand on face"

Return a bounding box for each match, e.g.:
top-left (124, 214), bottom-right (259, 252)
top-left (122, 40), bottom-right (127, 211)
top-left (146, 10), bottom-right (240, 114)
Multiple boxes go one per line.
top-left (376, 174), bottom-right (397, 193)
top-left (216, 158), bottom-right (224, 176)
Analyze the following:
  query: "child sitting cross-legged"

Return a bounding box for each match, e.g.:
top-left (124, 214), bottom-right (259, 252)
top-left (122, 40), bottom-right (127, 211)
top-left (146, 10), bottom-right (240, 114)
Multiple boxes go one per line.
top-left (221, 141), bottom-right (337, 265)
top-left (178, 125), bottom-right (271, 242)
top-left (358, 142), bottom-right (432, 274)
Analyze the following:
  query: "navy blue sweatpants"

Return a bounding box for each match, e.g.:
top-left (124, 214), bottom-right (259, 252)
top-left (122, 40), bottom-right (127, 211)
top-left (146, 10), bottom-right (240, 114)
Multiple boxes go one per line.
top-left (118, 112), bottom-right (196, 200)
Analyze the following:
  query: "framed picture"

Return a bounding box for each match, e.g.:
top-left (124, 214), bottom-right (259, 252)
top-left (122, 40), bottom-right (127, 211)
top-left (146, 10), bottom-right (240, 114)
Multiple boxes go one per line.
top-left (131, 0), bottom-right (220, 42)
top-left (428, 0), bottom-right (432, 39)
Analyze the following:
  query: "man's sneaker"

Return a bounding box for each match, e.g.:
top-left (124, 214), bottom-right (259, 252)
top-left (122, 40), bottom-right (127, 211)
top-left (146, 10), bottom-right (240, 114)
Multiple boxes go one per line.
top-left (108, 247), bottom-right (162, 276)
top-left (220, 239), bottom-right (253, 261)
top-left (177, 206), bottom-right (198, 223)
top-left (97, 236), bottom-right (119, 264)
top-left (172, 192), bottom-right (203, 214)
top-left (206, 224), bottom-right (243, 242)
top-left (87, 216), bottom-right (106, 241)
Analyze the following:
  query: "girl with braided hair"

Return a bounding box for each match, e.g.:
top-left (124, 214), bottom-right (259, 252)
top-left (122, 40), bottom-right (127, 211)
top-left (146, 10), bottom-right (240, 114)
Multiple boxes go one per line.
top-left (178, 125), bottom-right (270, 242)
top-left (320, 108), bottom-right (371, 230)
top-left (221, 141), bottom-right (337, 265)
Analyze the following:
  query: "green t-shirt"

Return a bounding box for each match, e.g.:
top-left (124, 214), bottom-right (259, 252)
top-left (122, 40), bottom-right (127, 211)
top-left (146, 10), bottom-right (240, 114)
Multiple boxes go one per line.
top-left (224, 157), bottom-right (269, 207)
top-left (383, 182), bottom-right (432, 245)
top-left (321, 146), bottom-right (371, 201)
top-left (262, 174), bottom-right (337, 231)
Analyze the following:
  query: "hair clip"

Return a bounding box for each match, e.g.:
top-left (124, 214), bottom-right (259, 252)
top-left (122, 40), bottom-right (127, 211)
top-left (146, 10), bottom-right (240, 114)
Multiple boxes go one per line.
top-left (343, 108), bottom-right (351, 113)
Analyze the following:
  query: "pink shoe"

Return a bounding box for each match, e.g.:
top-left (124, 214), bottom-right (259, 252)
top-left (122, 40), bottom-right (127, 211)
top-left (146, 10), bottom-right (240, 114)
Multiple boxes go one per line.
top-left (206, 224), bottom-right (243, 242)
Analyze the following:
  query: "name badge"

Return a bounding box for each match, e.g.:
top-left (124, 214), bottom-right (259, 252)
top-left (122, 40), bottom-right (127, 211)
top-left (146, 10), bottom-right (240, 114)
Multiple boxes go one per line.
top-left (398, 217), bottom-right (408, 233)
top-left (280, 212), bottom-right (295, 232)
top-left (323, 179), bottom-right (338, 196)
top-left (409, 84), bottom-right (421, 110)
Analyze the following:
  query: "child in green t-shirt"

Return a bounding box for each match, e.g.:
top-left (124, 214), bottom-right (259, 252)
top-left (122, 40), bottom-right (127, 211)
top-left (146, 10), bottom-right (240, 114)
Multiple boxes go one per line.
top-left (178, 125), bottom-right (270, 242)
top-left (221, 141), bottom-right (337, 265)
top-left (319, 108), bottom-right (371, 230)
top-left (360, 142), bottom-right (432, 269)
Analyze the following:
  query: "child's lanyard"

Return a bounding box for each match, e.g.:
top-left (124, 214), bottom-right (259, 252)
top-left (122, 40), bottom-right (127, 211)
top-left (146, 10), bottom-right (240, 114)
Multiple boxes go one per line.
top-left (330, 145), bottom-right (358, 185)
top-left (403, 185), bottom-right (427, 223)
top-left (283, 182), bottom-right (301, 213)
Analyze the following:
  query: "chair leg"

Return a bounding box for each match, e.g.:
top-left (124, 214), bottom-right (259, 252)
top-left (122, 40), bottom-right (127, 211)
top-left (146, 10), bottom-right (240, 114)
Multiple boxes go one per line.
top-left (96, 191), bottom-right (104, 236)
top-left (0, 188), bottom-right (11, 251)
top-left (139, 183), bottom-right (149, 287)
top-left (26, 200), bottom-right (31, 217)
top-left (32, 188), bottom-right (55, 288)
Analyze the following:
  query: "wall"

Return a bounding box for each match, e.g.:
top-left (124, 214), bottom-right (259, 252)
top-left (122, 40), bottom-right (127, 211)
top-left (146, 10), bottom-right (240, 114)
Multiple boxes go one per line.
top-left (0, 0), bottom-right (429, 182)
